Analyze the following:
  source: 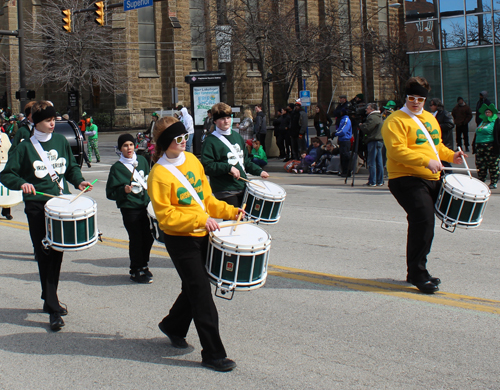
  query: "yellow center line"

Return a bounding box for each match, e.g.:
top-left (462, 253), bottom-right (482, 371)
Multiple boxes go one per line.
top-left (2, 220), bottom-right (499, 314)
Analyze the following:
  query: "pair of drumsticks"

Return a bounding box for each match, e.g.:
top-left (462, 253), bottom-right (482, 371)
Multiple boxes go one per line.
top-left (36, 179), bottom-right (98, 202)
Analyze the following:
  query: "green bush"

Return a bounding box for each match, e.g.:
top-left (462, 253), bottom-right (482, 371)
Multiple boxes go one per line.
top-left (93, 112), bottom-right (112, 129)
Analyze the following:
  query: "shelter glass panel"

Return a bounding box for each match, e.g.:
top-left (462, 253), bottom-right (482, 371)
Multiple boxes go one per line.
top-left (409, 51), bottom-right (442, 107)
top-left (494, 12), bottom-right (500, 43)
top-left (442, 50), bottom-right (468, 110)
top-left (406, 20), bottom-right (440, 52)
top-left (468, 47), bottom-right (495, 106)
top-left (467, 14), bottom-right (493, 45)
top-left (466, 0), bottom-right (492, 13)
top-left (440, 0), bottom-right (465, 15)
top-left (406, 0), bottom-right (438, 21)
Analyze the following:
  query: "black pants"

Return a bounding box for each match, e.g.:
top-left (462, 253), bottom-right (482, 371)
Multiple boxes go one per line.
top-left (161, 235), bottom-right (226, 360)
top-left (283, 133), bottom-right (291, 159)
top-left (339, 140), bottom-right (351, 175)
top-left (25, 201), bottom-right (63, 313)
top-left (120, 207), bottom-right (154, 272)
top-left (214, 191), bottom-right (244, 209)
top-left (456, 124), bottom-right (469, 148)
top-left (275, 133), bottom-right (286, 158)
top-left (389, 177), bottom-right (441, 283)
top-left (257, 133), bottom-right (266, 152)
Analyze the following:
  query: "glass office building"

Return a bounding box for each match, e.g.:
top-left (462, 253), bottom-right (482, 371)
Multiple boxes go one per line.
top-left (406, 0), bottom-right (500, 112)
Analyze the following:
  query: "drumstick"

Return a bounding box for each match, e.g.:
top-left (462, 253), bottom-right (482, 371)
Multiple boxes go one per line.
top-left (229, 174), bottom-right (266, 189)
top-left (193, 219), bottom-right (255, 233)
top-left (457, 147), bottom-right (472, 178)
top-left (35, 191), bottom-right (58, 198)
top-left (70, 179), bottom-right (98, 204)
top-left (231, 204), bottom-right (246, 234)
top-left (442, 167), bottom-right (478, 172)
top-left (130, 161), bottom-right (139, 183)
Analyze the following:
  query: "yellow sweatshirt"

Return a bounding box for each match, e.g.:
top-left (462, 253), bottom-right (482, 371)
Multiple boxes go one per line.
top-left (381, 109), bottom-right (455, 180)
top-left (147, 152), bottom-right (238, 237)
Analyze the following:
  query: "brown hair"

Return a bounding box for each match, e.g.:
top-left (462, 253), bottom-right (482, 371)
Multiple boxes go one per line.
top-left (24, 100), bottom-right (37, 117)
top-left (211, 102), bottom-right (232, 118)
top-left (405, 76), bottom-right (431, 92)
top-left (152, 116), bottom-right (180, 163)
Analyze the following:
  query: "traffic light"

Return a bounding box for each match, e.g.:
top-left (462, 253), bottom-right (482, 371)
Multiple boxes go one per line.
top-left (95, 2), bottom-right (104, 26)
top-left (62, 9), bottom-right (72, 33)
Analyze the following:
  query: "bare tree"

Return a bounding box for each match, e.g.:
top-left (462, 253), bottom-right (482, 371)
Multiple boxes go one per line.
top-left (24, 0), bottom-right (116, 115)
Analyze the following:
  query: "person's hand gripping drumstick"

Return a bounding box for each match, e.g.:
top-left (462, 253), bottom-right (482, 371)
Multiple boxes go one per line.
top-left (204, 206), bottom-right (246, 233)
top-left (70, 179), bottom-right (97, 203)
top-left (231, 204), bottom-right (246, 234)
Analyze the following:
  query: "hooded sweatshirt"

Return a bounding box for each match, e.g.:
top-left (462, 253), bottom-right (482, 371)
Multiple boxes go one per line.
top-left (180, 108), bottom-right (194, 135)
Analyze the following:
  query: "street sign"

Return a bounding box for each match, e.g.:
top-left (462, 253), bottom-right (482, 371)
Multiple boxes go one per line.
top-left (124, 0), bottom-right (153, 12)
top-left (300, 90), bottom-right (311, 106)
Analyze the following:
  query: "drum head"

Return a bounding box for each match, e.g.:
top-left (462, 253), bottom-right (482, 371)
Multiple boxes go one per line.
top-left (211, 223), bottom-right (271, 250)
top-left (46, 195), bottom-right (96, 217)
top-left (248, 180), bottom-right (286, 200)
top-left (444, 174), bottom-right (490, 200)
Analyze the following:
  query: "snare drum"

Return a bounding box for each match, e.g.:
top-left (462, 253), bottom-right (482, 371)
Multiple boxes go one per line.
top-left (147, 202), bottom-right (165, 244)
top-left (435, 174), bottom-right (490, 231)
top-left (242, 180), bottom-right (286, 224)
top-left (206, 224), bottom-right (271, 294)
top-left (0, 163), bottom-right (23, 207)
top-left (43, 195), bottom-right (98, 251)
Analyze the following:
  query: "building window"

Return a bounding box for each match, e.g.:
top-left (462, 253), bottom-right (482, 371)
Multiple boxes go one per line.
top-left (419, 36), bottom-right (424, 43)
top-left (138, 6), bottom-right (157, 76)
top-left (190, 0), bottom-right (206, 71)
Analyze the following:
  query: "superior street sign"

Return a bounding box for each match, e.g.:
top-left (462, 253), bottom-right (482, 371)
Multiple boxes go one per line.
top-left (124, 0), bottom-right (152, 11)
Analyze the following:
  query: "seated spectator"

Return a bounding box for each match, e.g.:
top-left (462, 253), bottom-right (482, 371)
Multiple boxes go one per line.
top-left (311, 141), bottom-right (339, 173)
top-left (292, 137), bottom-right (323, 173)
top-left (250, 139), bottom-right (268, 167)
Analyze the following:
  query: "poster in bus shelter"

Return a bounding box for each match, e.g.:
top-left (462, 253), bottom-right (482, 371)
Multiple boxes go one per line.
top-left (193, 86), bottom-right (220, 126)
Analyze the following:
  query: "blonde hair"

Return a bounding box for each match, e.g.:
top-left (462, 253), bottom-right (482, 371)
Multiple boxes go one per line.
top-left (152, 116), bottom-right (180, 163)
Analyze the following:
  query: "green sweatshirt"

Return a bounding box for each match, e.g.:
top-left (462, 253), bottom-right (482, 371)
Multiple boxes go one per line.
top-left (1, 133), bottom-right (85, 201)
top-left (201, 130), bottom-right (262, 194)
top-left (252, 145), bottom-right (267, 162)
top-left (9, 124), bottom-right (31, 156)
top-left (475, 120), bottom-right (495, 144)
top-left (106, 155), bottom-right (151, 209)
top-left (85, 123), bottom-right (98, 140)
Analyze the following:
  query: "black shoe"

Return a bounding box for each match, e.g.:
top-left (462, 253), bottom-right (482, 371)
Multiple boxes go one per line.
top-left (130, 270), bottom-right (152, 284)
top-left (96, 159), bottom-right (100, 163)
top-left (43, 302), bottom-right (68, 316)
top-left (142, 267), bottom-right (153, 278)
top-left (87, 162), bottom-right (92, 168)
top-left (158, 322), bottom-right (188, 348)
top-left (407, 276), bottom-right (441, 286)
top-left (201, 358), bottom-right (237, 372)
top-left (465, 147), bottom-right (470, 152)
top-left (4, 214), bottom-right (13, 220)
top-left (413, 280), bottom-right (439, 294)
top-left (49, 312), bottom-right (65, 331)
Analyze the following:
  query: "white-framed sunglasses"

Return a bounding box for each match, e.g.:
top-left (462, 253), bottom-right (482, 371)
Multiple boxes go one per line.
top-left (407, 95), bottom-right (426, 103)
top-left (174, 134), bottom-right (189, 144)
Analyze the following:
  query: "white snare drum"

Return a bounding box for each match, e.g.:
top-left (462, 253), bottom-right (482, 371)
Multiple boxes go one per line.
top-left (206, 224), bottom-right (271, 298)
top-left (43, 195), bottom-right (98, 251)
top-left (147, 202), bottom-right (165, 244)
top-left (435, 174), bottom-right (490, 231)
top-left (0, 162), bottom-right (23, 207)
top-left (242, 180), bottom-right (286, 224)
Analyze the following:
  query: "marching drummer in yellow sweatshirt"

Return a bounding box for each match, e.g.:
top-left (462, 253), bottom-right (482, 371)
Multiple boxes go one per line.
top-left (147, 116), bottom-right (243, 372)
top-left (381, 76), bottom-right (466, 294)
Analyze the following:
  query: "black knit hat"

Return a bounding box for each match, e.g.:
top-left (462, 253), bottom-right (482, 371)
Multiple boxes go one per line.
top-left (117, 133), bottom-right (135, 150)
top-left (32, 105), bottom-right (57, 125)
top-left (157, 121), bottom-right (188, 150)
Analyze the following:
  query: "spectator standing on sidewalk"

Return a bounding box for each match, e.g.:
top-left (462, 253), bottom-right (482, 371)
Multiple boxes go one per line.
top-left (359, 103), bottom-right (384, 186)
top-left (452, 97), bottom-right (473, 151)
top-left (254, 104), bottom-right (267, 151)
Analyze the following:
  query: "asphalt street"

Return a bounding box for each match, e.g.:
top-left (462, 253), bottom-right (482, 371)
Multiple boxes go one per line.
top-left (0, 131), bottom-right (499, 389)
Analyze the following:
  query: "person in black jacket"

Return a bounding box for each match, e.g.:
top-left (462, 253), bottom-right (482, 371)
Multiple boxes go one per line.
top-left (475, 91), bottom-right (491, 126)
top-left (272, 109), bottom-right (284, 158)
top-left (430, 98), bottom-right (455, 170)
top-left (254, 104), bottom-right (267, 151)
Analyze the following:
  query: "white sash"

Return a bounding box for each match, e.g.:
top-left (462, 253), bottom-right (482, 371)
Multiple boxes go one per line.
top-left (30, 136), bottom-right (65, 194)
top-left (120, 161), bottom-right (148, 190)
top-left (157, 155), bottom-right (205, 211)
top-left (400, 106), bottom-right (440, 161)
top-left (212, 131), bottom-right (246, 174)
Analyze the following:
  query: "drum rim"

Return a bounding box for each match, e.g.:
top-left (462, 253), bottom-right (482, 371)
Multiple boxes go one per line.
top-left (45, 195), bottom-right (97, 216)
top-left (210, 225), bottom-right (271, 251)
top-left (246, 180), bottom-right (287, 199)
top-left (442, 174), bottom-right (490, 200)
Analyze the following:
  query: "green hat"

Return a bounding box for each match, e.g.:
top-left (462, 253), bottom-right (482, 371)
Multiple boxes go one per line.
top-left (383, 100), bottom-right (396, 109)
top-left (152, 112), bottom-right (159, 118)
top-left (479, 103), bottom-right (498, 123)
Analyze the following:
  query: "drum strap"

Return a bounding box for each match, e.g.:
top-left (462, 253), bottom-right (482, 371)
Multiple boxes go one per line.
top-left (157, 155), bottom-right (206, 212)
top-left (400, 106), bottom-right (440, 161)
top-left (119, 161), bottom-right (148, 190)
top-left (30, 136), bottom-right (64, 195)
top-left (212, 131), bottom-right (247, 174)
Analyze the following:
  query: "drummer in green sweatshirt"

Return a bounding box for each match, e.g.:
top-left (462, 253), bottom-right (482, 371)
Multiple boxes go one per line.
top-left (0, 100), bottom-right (93, 332)
top-left (106, 134), bottom-right (154, 284)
